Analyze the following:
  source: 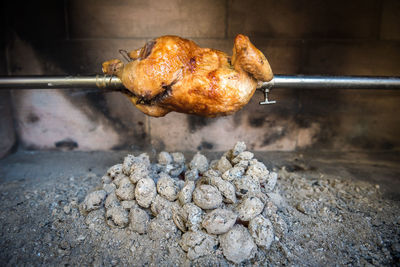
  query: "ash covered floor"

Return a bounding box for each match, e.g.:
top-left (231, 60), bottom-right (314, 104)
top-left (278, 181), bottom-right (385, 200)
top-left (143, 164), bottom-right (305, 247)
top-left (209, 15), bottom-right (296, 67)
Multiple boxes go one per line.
top-left (0, 149), bottom-right (399, 266)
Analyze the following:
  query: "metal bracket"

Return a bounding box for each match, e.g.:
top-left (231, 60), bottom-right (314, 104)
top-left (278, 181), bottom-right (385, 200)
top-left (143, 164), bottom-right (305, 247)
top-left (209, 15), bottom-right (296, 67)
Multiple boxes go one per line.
top-left (259, 79), bottom-right (276, 105)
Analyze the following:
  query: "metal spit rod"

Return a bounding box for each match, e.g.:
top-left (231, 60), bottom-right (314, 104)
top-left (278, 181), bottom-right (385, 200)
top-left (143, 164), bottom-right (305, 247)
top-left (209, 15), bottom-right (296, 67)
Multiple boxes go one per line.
top-left (258, 75), bottom-right (400, 104)
top-left (1, 75), bottom-right (400, 90)
top-left (0, 75), bottom-right (124, 90)
top-left (261, 75), bottom-right (400, 90)
top-left (1, 74), bottom-right (399, 104)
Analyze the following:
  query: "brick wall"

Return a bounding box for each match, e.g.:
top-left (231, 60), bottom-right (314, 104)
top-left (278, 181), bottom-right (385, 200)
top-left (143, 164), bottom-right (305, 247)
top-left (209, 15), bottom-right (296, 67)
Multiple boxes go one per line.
top-left (2, 0), bottom-right (400, 152)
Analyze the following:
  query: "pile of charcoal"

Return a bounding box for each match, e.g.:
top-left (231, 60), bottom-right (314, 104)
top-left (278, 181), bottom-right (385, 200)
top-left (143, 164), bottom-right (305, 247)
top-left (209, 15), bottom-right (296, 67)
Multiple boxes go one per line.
top-left (80, 142), bottom-right (284, 264)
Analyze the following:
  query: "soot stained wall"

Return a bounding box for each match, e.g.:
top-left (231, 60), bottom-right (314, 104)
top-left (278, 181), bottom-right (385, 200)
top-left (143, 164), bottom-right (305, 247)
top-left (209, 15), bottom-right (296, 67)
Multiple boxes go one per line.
top-left (2, 0), bottom-right (400, 152)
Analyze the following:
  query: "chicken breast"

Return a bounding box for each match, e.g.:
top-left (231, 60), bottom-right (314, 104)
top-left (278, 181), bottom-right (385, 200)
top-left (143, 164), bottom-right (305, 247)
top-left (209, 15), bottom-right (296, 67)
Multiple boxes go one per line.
top-left (102, 34), bottom-right (273, 117)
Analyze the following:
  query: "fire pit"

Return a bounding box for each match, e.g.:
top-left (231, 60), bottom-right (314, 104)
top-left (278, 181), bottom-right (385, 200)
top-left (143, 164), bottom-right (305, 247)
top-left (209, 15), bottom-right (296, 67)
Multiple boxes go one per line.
top-left (0, 145), bottom-right (399, 265)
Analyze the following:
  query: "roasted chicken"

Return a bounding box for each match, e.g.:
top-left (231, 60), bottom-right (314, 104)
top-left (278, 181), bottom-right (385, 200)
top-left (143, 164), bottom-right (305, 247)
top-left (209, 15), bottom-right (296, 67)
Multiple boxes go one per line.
top-left (102, 34), bottom-right (273, 117)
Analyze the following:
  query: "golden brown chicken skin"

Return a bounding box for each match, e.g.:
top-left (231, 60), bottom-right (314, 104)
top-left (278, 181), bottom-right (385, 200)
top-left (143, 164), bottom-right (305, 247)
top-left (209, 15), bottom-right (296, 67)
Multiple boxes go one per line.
top-left (102, 34), bottom-right (273, 117)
